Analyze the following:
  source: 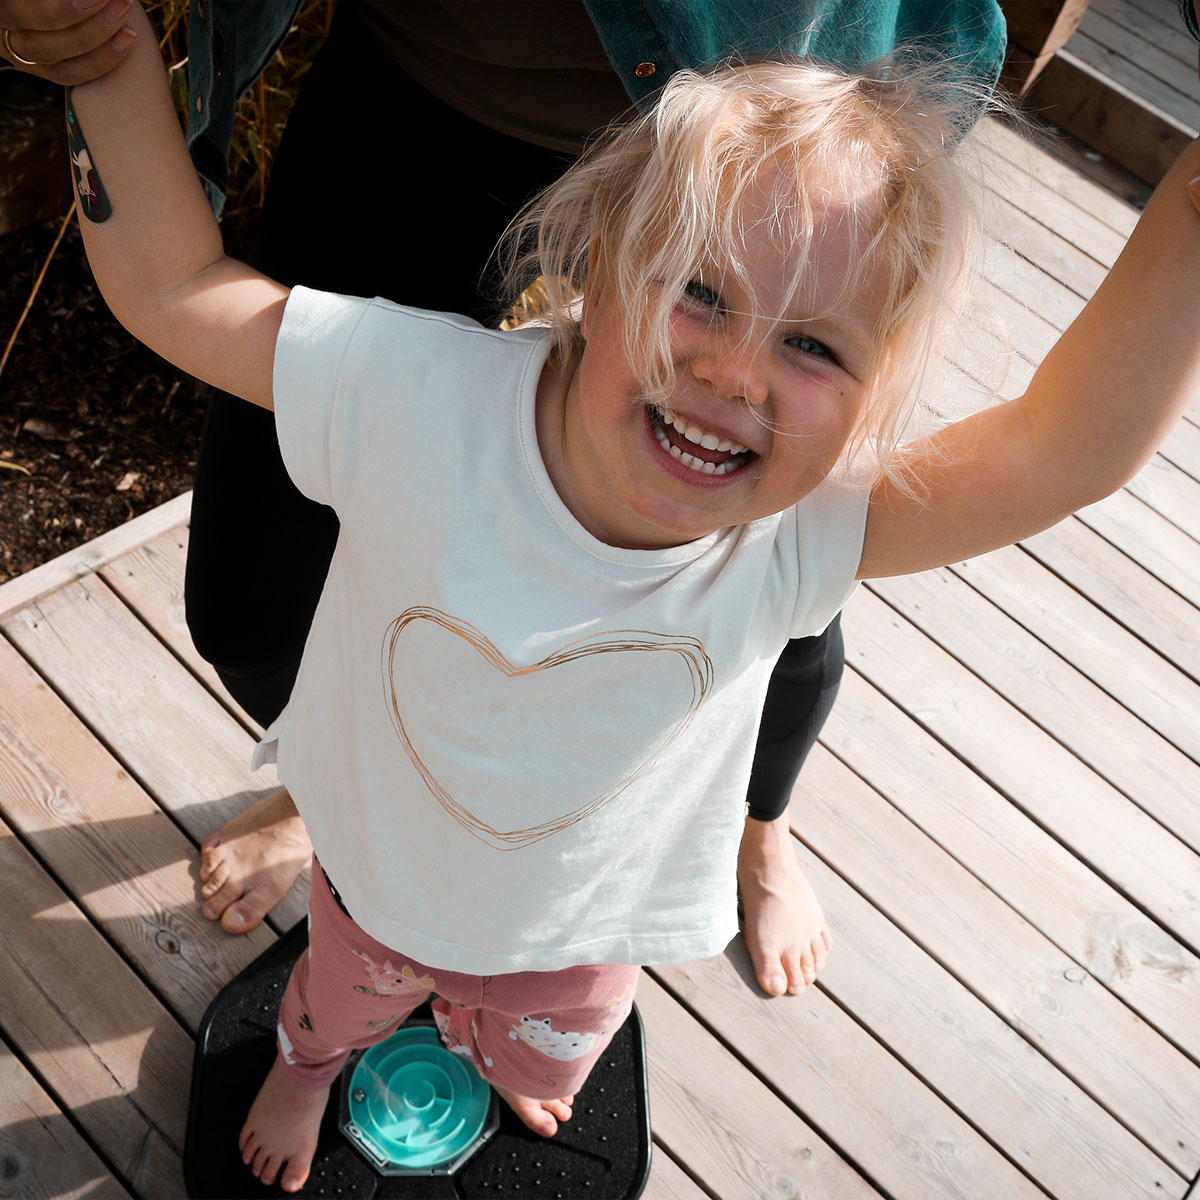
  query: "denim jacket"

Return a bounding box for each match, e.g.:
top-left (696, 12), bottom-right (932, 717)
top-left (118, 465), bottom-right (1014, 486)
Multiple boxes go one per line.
top-left (186, 0), bottom-right (1005, 218)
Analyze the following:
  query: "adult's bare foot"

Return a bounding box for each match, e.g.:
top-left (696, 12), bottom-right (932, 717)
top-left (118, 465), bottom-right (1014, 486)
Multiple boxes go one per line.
top-left (239, 1053), bottom-right (328, 1193)
top-left (491, 1082), bottom-right (575, 1137)
top-left (200, 787), bottom-right (312, 934)
top-left (738, 811), bottom-right (832, 997)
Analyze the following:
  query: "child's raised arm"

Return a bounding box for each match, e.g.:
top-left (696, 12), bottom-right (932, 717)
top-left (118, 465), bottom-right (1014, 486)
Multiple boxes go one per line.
top-left (859, 137), bottom-right (1200, 580)
top-left (68, 2), bottom-right (286, 410)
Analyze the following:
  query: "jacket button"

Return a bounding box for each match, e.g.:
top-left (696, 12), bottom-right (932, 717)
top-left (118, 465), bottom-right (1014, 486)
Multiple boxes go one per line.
top-left (634, 61), bottom-right (656, 78)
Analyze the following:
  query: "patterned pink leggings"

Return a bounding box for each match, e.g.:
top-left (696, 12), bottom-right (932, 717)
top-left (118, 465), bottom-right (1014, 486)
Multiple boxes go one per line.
top-left (275, 859), bottom-right (640, 1100)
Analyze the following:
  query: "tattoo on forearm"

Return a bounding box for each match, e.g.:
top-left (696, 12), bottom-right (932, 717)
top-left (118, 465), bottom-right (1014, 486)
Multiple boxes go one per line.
top-left (65, 88), bottom-right (112, 223)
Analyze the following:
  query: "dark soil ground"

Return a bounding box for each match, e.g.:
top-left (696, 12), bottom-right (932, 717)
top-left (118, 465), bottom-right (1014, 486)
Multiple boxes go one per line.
top-left (0, 214), bottom-right (205, 584)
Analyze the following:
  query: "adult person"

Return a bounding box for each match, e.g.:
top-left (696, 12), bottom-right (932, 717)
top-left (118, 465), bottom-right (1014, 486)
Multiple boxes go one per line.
top-left (3, 0), bottom-right (1006, 997)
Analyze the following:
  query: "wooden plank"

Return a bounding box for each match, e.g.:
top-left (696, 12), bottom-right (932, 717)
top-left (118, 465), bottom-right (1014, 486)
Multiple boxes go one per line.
top-left (841, 588), bottom-right (1200, 950)
top-left (0, 1039), bottom-right (133, 1200)
top-left (1078, 488), bottom-right (1200, 607)
top-left (978, 275), bottom-right (1059, 367)
top-left (1000, 0), bottom-right (1090, 93)
top-left (0, 816), bottom-right (189, 1197)
top-left (982, 116), bottom-right (1143, 237)
top-left (0, 575), bottom-right (308, 932)
top-left (1021, 518), bottom-right (1200, 682)
top-left (1076, 7), bottom-right (1200, 122)
top-left (654, 948), bottom-right (1047, 1199)
top-left (1160, 413), bottom-right (1200, 482)
top-left (1123, 453), bottom-right (1200, 544)
top-left (951, 543), bottom-right (1200, 763)
top-left (98, 524), bottom-right (262, 734)
top-left (869, 568), bottom-right (1200, 852)
top-left (636, 974), bottom-right (879, 1199)
top-left (989, 190), bottom-right (1110, 297)
top-left (794, 745), bottom-right (1200, 1176)
top-left (0, 635), bottom-right (275, 1030)
top-left (0, 491), bottom-right (192, 622)
top-left (981, 124), bottom-right (1137, 255)
top-left (1023, 47), bottom-right (1193, 185)
top-left (821, 670), bottom-right (1200, 1063)
top-left (641, 1145), bottom-right (710, 1200)
top-left (986, 170), bottom-right (1129, 274)
top-left (1093, 0), bottom-right (1199, 72)
top-left (982, 232), bottom-right (1087, 331)
top-left (794, 840), bottom-right (1186, 1199)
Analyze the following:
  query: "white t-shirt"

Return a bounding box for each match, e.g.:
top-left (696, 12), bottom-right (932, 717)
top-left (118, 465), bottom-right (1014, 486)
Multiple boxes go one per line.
top-left (255, 287), bottom-right (869, 973)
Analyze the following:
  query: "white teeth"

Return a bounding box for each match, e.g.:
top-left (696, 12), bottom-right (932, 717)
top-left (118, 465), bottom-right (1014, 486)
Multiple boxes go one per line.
top-left (654, 421), bottom-right (738, 476)
top-left (665, 411), bottom-right (747, 455)
top-left (652, 407), bottom-right (746, 476)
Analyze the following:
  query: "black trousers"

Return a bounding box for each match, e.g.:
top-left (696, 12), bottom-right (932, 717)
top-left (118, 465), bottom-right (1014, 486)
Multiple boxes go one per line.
top-left (184, 3), bottom-right (844, 823)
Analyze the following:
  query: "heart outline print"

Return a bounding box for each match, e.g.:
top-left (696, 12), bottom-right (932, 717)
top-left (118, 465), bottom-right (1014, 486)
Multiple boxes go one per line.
top-left (381, 606), bottom-right (714, 850)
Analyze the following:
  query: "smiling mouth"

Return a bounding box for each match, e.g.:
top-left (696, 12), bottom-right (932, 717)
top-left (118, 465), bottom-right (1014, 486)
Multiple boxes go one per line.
top-left (648, 405), bottom-right (756, 477)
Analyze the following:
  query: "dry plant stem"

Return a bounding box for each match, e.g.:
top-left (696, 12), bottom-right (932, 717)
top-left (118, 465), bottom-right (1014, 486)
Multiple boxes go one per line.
top-left (0, 202), bottom-right (77, 388)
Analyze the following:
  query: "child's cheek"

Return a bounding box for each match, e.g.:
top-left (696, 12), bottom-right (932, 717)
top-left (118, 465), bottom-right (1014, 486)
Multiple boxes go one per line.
top-left (781, 372), bottom-right (853, 431)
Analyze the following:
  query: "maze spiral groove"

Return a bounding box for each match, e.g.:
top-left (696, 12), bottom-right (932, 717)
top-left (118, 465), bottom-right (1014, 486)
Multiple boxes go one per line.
top-left (347, 1027), bottom-right (492, 1170)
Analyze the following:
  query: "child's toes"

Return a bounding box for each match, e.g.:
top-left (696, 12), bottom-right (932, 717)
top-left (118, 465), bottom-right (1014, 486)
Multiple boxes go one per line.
top-left (239, 1127), bottom-right (257, 1161)
top-left (281, 1157), bottom-right (310, 1193)
top-left (493, 1084), bottom-right (566, 1137)
top-left (256, 1151), bottom-right (281, 1187)
top-left (522, 1104), bottom-right (558, 1137)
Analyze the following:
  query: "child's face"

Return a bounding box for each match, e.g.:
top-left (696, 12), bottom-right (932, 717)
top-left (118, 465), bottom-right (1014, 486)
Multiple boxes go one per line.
top-left (541, 172), bottom-right (884, 551)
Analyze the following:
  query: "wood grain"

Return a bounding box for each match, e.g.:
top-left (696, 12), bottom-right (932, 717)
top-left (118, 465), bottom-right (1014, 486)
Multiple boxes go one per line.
top-left (0, 1040), bottom-right (133, 1200)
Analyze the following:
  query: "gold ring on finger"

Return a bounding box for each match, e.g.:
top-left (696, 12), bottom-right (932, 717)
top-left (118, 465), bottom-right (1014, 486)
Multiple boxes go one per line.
top-left (2, 28), bottom-right (40, 66)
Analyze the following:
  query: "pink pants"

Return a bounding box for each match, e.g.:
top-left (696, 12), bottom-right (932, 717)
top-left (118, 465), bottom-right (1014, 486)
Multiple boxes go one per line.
top-left (275, 859), bottom-right (640, 1100)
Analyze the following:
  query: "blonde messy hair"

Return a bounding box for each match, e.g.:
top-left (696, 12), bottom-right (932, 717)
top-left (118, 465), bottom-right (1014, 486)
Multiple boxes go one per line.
top-left (496, 54), bottom-right (994, 489)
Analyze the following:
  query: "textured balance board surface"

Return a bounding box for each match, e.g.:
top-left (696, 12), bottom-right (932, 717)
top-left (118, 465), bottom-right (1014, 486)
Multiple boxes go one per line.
top-left (185, 920), bottom-right (651, 1198)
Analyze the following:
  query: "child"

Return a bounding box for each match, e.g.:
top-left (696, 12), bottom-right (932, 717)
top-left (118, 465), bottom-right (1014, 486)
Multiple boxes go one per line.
top-left (68, 6), bottom-right (1200, 1193)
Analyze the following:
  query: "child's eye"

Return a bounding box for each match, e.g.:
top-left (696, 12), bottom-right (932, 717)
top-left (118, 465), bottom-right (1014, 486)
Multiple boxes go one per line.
top-left (787, 333), bottom-right (836, 362)
top-left (683, 280), bottom-right (722, 310)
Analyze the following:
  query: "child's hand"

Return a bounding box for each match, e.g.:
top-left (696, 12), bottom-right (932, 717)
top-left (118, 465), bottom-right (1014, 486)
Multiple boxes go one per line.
top-left (0, 0), bottom-right (135, 85)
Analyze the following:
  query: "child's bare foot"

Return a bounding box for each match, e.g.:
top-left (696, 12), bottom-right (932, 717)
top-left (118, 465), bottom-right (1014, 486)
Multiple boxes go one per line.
top-left (200, 787), bottom-right (312, 933)
top-left (738, 812), bottom-right (832, 996)
top-left (491, 1082), bottom-right (575, 1137)
top-left (239, 1054), bottom-right (328, 1193)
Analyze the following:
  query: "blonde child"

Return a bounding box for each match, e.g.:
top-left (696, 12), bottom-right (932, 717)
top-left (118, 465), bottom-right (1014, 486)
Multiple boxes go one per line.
top-left (68, 5), bottom-right (1200, 1193)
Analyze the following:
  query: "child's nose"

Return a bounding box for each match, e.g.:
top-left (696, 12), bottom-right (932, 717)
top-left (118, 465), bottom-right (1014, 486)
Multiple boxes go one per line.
top-left (689, 334), bottom-right (769, 407)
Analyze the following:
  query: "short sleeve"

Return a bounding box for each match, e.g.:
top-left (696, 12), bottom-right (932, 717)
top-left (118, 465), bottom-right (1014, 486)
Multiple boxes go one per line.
top-left (786, 473), bottom-right (870, 638)
top-left (272, 285), bottom-right (373, 507)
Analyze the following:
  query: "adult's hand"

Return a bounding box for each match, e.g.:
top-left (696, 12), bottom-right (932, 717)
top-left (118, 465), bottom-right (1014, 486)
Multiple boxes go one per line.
top-left (0, 0), bottom-right (135, 85)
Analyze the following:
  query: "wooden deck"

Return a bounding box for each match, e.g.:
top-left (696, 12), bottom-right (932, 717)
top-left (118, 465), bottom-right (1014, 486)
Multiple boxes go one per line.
top-left (5, 69), bottom-right (1200, 1200)
top-left (1027, 0), bottom-right (1200, 183)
